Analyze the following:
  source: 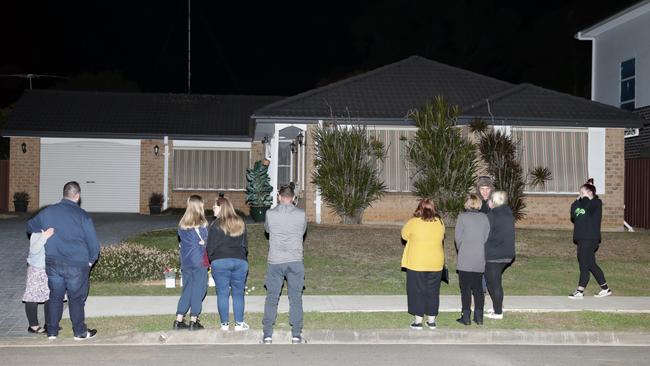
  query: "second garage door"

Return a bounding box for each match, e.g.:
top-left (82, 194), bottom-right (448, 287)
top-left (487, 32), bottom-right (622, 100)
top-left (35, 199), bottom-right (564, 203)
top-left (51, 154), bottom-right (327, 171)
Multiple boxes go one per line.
top-left (40, 138), bottom-right (141, 213)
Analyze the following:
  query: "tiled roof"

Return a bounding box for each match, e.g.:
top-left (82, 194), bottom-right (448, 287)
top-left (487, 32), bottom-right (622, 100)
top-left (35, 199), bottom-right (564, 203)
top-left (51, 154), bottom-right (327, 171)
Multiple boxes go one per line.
top-left (3, 90), bottom-right (284, 140)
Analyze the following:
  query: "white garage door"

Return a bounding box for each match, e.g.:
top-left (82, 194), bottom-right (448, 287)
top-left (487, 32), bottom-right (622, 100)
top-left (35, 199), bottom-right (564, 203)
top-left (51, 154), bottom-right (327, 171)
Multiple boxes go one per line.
top-left (40, 138), bottom-right (141, 213)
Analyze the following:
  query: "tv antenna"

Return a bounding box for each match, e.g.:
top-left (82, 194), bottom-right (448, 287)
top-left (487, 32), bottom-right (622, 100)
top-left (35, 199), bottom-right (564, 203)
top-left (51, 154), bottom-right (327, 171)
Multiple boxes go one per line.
top-left (0, 74), bottom-right (69, 90)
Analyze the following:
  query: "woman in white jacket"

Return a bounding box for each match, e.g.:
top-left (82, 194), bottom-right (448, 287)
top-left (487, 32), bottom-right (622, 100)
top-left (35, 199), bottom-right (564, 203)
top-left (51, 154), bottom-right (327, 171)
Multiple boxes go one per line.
top-left (23, 227), bottom-right (55, 334)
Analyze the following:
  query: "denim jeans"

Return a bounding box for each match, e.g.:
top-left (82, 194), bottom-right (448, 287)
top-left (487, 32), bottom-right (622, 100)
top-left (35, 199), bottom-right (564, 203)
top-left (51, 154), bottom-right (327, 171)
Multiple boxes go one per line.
top-left (211, 258), bottom-right (248, 323)
top-left (45, 259), bottom-right (90, 337)
top-left (263, 261), bottom-right (304, 338)
top-left (176, 266), bottom-right (208, 317)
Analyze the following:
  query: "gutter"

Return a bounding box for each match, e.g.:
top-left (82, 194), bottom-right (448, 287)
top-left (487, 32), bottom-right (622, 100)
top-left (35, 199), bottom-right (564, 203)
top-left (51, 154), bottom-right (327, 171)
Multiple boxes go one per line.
top-left (1, 130), bottom-right (254, 142)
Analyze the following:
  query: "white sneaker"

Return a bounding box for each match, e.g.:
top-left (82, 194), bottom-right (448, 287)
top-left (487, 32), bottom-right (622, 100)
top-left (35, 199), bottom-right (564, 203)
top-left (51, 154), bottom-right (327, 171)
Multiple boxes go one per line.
top-left (47, 335), bottom-right (56, 340)
top-left (234, 322), bottom-right (250, 331)
top-left (485, 312), bottom-right (503, 320)
top-left (262, 337), bottom-right (272, 344)
top-left (594, 289), bottom-right (612, 298)
top-left (220, 323), bottom-right (230, 331)
top-left (568, 290), bottom-right (584, 300)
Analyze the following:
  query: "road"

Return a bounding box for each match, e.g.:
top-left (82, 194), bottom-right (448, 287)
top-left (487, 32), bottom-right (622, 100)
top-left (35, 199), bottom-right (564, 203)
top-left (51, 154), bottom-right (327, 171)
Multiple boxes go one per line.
top-left (1, 344), bottom-right (648, 365)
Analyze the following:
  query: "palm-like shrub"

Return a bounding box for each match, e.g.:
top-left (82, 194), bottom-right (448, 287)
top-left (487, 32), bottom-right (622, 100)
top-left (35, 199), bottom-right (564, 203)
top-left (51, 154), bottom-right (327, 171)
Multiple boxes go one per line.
top-left (312, 124), bottom-right (386, 224)
top-left (406, 96), bottom-right (478, 220)
top-left (245, 160), bottom-right (273, 207)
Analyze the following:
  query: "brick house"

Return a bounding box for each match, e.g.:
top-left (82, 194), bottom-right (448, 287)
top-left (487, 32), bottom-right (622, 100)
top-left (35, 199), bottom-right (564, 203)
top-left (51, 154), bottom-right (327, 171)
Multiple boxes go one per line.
top-left (2, 90), bottom-right (280, 214)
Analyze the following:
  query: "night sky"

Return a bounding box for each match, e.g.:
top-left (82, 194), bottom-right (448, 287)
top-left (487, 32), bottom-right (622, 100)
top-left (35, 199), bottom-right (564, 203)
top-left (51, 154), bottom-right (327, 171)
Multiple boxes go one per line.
top-left (0, 0), bottom-right (640, 106)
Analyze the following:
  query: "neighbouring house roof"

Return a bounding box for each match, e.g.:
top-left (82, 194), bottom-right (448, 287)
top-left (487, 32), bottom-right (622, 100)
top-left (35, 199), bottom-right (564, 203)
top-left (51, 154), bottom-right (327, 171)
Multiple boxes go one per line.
top-left (2, 90), bottom-right (284, 141)
top-left (253, 56), bottom-right (643, 129)
top-left (576, 0), bottom-right (650, 38)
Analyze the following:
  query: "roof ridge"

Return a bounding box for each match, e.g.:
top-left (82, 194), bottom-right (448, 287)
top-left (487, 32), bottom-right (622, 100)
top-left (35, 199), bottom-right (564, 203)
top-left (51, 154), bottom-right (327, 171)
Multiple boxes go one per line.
top-left (26, 89), bottom-right (284, 99)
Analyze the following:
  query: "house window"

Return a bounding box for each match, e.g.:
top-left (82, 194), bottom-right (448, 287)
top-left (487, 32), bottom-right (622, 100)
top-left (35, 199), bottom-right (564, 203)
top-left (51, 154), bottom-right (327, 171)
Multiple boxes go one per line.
top-left (367, 129), bottom-right (416, 192)
top-left (277, 141), bottom-right (292, 186)
top-left (172, 149), bottom-right (250, 190)
top-left (512, 128), bottom-right (588, 193)
top-left (620, 58), bottom-right (635, 111)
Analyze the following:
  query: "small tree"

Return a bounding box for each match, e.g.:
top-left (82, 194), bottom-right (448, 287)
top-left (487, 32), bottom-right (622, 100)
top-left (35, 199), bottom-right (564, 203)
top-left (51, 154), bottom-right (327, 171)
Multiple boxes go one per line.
top-left (312, 124), bottom-right (386, 224)
top-left (245, 160), bottom-right (273, 207)
top-left (406, 96), bottom-right (478, 220)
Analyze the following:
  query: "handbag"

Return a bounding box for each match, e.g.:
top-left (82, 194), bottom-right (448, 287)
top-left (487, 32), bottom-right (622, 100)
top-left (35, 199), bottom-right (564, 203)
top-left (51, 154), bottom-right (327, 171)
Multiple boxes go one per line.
top-left (194, 227), bottom-right (210, 267)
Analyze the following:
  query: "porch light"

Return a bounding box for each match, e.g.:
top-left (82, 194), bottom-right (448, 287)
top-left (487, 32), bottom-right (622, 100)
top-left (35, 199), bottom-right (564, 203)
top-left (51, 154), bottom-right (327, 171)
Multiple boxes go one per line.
top-left (296, 132), bottom-right (304, 146)
top-left (154, 145), bottom-right (160, 156)
top-left (261, 136), bottom-right (269, 144)
top-left (21, 142), bottom-right (27, 154)
top-left (290, 142), bottom-right (297, 154)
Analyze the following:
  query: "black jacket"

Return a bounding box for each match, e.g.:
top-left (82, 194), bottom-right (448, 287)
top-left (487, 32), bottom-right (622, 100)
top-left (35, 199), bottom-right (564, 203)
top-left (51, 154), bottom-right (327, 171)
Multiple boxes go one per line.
top-left (485, 205), bottom-right (516, 261)
top-left (571, 197), bottom-right (602, 243)
top-left (206, 222), bottom-right (248, 262)
top-left (479, 199), bottom-right (491, 214)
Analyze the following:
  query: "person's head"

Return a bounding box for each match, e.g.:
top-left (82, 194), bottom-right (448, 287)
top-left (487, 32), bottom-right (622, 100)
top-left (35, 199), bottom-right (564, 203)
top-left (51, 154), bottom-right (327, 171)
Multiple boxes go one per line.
top-left (63, 181), bottom-right (81, 203)
top-left (179, 195), bottom-right (207, 229)
top-left (490, 191), bottom-right (508, 209)
top-left (212, 196), bottom-right (245, 237)
top-left (477, 176), bottom-right (494, 201)
top-left (278, 183), bottom-right (295, 205)
top-left (464, 194), bottom-right (483, 212)
top-left (580, 178), bottom-right (597, 198)
top-left (414, 198), bottom-right (441, 222)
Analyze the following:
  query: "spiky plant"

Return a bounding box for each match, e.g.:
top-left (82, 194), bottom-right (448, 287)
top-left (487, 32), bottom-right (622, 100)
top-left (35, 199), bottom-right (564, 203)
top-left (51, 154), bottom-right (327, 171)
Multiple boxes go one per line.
top-left (312, 124), bottom-right (386, 224)
top-left (245, 160), bottom-right (273, 207)
top-left (406, 96), bottom-right (478, 221)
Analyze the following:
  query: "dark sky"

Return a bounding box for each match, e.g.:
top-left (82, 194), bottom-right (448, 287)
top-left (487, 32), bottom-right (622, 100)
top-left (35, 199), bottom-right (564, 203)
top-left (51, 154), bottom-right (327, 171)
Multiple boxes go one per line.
top-left (0, 0), bottom-right (640, 105)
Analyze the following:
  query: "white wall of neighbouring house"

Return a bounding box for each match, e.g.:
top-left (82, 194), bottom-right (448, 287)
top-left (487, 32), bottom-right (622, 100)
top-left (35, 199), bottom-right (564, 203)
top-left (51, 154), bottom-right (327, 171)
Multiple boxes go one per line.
top-left (589, 10), bottom-right (650, 108)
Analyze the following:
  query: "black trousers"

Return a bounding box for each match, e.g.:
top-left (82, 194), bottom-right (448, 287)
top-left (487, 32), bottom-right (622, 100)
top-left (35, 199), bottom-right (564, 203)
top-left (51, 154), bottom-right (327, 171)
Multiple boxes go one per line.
top-left (406, 269), bottom-right (442, 317)
top-left (25, 301), bottom-right (49, 327)
top-left (577, 240), bottom-right (607, 288)
top-left (458, 271), bottom-right (484, 316)
top-left (485, 262), bottom-right (509, 315)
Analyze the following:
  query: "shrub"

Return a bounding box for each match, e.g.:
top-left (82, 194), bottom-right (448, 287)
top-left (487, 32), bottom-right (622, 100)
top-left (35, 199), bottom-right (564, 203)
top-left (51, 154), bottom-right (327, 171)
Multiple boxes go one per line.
top-left (13, 191), bottom-right (30, 202)
top-left (312, 123), bottom-right (386, 224)
top-left (91, 243), bottom-right (179, 282)
top-left (246, 160), bottom-right (273, 207)
top-left (149, 192), bottom-right (164, 206)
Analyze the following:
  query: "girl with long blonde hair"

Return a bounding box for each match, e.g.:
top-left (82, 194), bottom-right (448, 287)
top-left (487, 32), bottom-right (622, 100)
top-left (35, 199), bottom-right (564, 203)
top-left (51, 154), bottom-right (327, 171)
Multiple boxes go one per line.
top-left (173, 195), bottom-right (209, 331)
top-left (206, 196), bottom-right (250, 331)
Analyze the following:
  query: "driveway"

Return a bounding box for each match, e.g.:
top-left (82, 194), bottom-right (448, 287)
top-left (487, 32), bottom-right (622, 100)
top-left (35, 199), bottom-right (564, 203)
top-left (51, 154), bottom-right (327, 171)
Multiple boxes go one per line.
top-left (0, 213), bottom-right (180, 338)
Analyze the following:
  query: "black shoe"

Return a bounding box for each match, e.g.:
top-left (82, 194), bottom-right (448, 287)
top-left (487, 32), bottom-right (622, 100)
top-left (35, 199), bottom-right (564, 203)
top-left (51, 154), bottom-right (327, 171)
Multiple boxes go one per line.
top-left (456, 315), bottom-right (471, 326)
top-left (173, 320), bottom-right (188, 330)
top-left (73, 329), bottom-right (97, 340)
top-left (410, 322), bottom-right (423, 330)
top-left (189, 320), bottom-right (204, 331)
top-left (426, 321), bottom-right (437, 330)
top-left (27, 326), bottom-right (46, 334)
top-left (473, 316), bottom-right (484, 325)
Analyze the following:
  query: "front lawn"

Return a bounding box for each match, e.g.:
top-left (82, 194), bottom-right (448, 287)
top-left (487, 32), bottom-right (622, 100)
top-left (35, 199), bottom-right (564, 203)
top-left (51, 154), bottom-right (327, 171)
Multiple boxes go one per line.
top-left (90, 224), bottom-right (650, 296)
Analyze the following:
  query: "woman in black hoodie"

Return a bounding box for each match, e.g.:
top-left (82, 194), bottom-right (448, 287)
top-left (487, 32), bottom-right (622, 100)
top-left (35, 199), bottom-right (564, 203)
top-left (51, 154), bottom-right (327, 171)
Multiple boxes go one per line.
top-left (483, 191), bottom-right (515, 320)
top-left (568, 179), bottom-right (612, 299)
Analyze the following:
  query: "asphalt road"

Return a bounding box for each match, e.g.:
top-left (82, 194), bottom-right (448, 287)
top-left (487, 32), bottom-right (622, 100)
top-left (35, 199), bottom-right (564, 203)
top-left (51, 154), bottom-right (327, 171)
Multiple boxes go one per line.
top-left (1, 344), bottom-right (648, 365)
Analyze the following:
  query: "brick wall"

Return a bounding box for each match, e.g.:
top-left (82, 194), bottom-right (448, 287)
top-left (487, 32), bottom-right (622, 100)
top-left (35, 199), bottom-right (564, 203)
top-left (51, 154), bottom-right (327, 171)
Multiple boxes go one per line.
top-left (139, 139), bottom-right (165, 214)
top-left (602, 128), bottom-right (625, 229)
top-left (251, 141), bottom-right (265, 164)
top-left (8, 137), bottom-right (40, 212)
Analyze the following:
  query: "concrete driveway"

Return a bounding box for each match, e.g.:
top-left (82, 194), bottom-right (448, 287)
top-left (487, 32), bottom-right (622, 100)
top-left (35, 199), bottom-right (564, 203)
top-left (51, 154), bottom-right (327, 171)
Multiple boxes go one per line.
top-left (0, 213), bottom-right (180, 338)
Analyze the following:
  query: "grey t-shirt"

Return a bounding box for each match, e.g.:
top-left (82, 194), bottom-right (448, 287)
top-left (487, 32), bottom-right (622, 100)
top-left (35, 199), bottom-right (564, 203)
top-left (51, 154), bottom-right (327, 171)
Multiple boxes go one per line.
top-left (455, 211), bottom-right (490, 273)
top-left (264, 203), bottom-right (307, 264)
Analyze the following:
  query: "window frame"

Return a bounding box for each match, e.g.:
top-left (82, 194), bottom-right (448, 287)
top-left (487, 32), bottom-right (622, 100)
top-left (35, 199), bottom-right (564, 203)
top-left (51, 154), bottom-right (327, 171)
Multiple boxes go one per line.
top-left (620, 57), bottom-right (636, 110)
top-left (171, 147), bottom-right (251, 191)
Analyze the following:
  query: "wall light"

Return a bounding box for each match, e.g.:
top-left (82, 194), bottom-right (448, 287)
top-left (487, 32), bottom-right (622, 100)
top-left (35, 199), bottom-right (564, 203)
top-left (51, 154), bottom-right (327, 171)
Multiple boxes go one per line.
top-left (261, 136), bottom-right (269, 144)
top-left (21, 142), bottom-right (27, 154)
top-left (296, 132), bottom-right (304, 146)
top-left (154, 145), bottom-right (160, 156)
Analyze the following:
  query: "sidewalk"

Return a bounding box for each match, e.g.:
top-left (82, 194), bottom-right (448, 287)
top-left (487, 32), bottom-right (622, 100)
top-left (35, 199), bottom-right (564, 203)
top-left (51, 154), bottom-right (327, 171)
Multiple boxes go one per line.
top-left (72, 295), bottom-right (650, 318)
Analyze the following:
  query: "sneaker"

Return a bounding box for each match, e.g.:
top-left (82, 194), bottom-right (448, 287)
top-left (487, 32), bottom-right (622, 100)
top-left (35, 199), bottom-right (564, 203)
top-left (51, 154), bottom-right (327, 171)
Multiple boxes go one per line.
top-left (234, 322), bottom-right (250, 331)
top-left (568, 290), bottom-right (584, 300)
top-left (594, 289), bottom-right (612, 298)
top-left (291, 336), bottom-right (307, 344)
top-left (47, 335), bottom-right (57, 340)
top-left (262, 337), bottom-right (272, 344)
top-left (426, 321), bottom-right (437, 330)
top-left (73, 329), bottom-right (97, 340)
top-left (220, 322), bottom-right (230, 331)
top-left (410, 322), bottom-right (423, 330)
top-left (485, 312), bottom-right (503, 320)
top-left (189, 320), bottom-right (204, 331)
top-left (173, 320), bottom-right (189, 330)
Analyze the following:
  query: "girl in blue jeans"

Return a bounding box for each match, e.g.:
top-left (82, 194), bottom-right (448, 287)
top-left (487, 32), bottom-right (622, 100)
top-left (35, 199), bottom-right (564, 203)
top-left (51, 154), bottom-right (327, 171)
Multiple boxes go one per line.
top-left (173, 195), bottom-right (209, 331)
top-left (207, 196), bottom-right (249, 331)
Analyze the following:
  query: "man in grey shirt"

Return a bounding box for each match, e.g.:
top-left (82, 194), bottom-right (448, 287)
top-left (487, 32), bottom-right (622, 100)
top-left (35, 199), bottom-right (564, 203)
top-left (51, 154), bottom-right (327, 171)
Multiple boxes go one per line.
top-left (262, 183), bottom-right (307, 344)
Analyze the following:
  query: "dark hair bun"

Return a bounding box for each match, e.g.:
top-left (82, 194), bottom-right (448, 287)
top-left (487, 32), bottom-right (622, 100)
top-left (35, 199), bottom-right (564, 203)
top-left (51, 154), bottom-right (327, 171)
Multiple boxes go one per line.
top-left (289, 182), bottom-right (296, 190)
top-left (586, 178), bottom-right (594, 185)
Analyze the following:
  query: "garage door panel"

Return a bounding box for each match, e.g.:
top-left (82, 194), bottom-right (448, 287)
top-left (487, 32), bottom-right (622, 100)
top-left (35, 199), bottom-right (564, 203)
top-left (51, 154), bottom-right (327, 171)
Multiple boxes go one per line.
top-left (40, 139), bottom-right (140, 213)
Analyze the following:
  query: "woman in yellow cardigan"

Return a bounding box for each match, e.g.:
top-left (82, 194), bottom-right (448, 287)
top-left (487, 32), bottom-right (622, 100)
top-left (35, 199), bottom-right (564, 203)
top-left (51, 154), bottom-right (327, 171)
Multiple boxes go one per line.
top-left (401, 198), bottom-right (445, 330)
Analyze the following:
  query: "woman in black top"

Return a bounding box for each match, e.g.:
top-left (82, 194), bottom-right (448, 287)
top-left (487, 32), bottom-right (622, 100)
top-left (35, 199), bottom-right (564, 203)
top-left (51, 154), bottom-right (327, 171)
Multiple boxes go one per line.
top-left (568, 179), bottom-right (612, 299)
top-left (207, 196), bottom-right (249, 331)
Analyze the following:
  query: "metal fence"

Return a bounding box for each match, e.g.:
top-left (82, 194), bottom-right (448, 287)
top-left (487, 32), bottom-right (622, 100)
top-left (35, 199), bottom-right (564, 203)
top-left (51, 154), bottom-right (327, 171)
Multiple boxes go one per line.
top-left (625, 158), bottom-right (650, 229)
top-left (0, 160), bottom-right (8, 212)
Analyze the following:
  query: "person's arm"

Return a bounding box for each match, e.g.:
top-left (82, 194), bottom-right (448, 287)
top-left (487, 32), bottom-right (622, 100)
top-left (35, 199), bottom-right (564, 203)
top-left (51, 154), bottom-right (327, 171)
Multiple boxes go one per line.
top-left (26, 213), bottom-right (44, 234)
top-left (585, 198), bottom-right (601, 217)
top-left (264, 211), bottom-right (271, 234)
top-left (301, 211), bottom-right (307, 234)
top-left (454, 216), bottom-right (464, 251)
top-left (401, 219), bottom-right (412, 241)
top-left (83, 215), bottom-right (100, 265)
top-left (206, 225), bottom-right (219, 260)
top-left (242, 227), bottom-right (249, 258)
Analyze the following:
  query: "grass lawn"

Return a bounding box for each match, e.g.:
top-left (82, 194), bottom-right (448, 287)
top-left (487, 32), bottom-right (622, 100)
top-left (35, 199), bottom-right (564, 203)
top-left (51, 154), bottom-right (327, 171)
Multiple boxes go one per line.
top-left (90, 224), bottom-right (650, 296)
top-left (45, 312), bottom-right (650, 338)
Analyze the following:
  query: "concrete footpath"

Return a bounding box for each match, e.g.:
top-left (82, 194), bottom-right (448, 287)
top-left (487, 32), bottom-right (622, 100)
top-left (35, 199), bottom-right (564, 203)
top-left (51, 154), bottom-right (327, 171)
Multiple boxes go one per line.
top-left (70, 295), bottom-right (650, 318)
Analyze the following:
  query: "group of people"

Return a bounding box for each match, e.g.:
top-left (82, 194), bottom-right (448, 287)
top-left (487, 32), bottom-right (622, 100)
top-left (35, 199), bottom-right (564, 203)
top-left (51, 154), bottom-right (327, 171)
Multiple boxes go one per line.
top-left (21, 175), bottom-right (611, 341)
top-left (171, 183), bottom-right (307, 344)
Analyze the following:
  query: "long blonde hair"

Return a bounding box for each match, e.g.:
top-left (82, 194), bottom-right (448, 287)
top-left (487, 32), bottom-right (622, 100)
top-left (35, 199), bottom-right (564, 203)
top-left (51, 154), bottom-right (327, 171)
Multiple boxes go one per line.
top-left (214, 196), bottom-right (245, 237)
top-left (179, 195), bottom-right (207, 229)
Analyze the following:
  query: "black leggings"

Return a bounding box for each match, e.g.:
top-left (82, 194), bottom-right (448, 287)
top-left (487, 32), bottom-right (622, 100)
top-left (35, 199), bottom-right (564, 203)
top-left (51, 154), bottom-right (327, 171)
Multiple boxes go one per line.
top-left (577, 240), bottom-right (607, 288)
top-left (485, 262), bottom-right (509, 315)
top-left (406, 269), bottom-right (442, 317)
top-left (25, 301), bottom-right (49, 327)
top-left (458, 271), bottom-right (484, 316)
